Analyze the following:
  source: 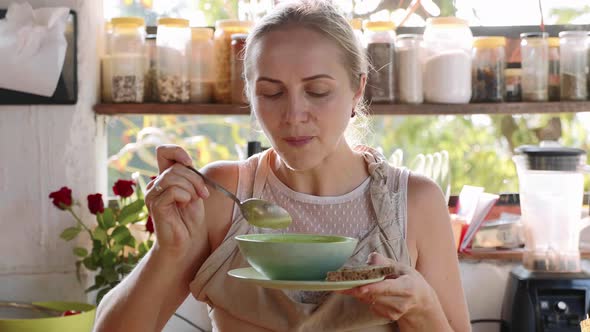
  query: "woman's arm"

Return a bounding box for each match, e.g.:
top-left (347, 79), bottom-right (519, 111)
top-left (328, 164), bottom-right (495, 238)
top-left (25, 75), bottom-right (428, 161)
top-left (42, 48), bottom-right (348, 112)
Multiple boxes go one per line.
top-left (93, 146), bottom-right (237, 332)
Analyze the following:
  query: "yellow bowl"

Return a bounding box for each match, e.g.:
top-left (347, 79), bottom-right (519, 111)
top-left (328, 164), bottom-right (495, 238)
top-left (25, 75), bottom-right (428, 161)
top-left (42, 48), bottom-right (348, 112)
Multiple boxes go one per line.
top-left (0, 301), bottom-right (96, 332)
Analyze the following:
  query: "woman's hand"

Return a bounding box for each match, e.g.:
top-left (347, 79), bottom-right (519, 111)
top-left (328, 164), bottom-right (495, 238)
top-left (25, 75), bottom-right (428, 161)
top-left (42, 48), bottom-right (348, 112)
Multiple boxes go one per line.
top-left (340, 252), bottom-right (444, 325)
top-left (145, 145), bottom-right (210, 258)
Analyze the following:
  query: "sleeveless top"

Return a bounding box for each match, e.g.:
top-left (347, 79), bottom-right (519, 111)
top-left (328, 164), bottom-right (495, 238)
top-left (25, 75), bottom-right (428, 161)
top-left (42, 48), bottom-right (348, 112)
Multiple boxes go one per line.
top-left (190, 146), bottom-right (412, 332)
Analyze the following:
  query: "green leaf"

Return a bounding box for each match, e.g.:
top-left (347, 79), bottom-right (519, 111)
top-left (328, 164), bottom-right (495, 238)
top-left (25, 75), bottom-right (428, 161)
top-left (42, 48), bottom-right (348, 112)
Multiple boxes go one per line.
top-left (60, 227), bottom-right (81, 241)
top-left (94, 227), bottom-right (108, 244)
top-left (111, 226), bottom-right (131, 245)
top-left (75, 261), bottom-right (82, 284)
top-left (83, 257), bottom-right (97, 271)
top-left (118, 199), bottom-right (145, 225)
top-left (94, 274), bottom-right (106, 287)
top-left (73, 247), bottom-right (88, 257)
top-left (121, 236), bottom-right (136, 248)
top-left (138, 242), bottom-right (149, 257)
top-left (102, 208), bottom-right (116, 228)
top-left (101, 251), bottom-right (117, 268)
top-left (117, 264), bottom-right (134, 275)
top-left (85, 284), bottom-right (103, 293)
top-left (101, 267), bottom-right (119, 283)
top-left (96, 286), bottom-right (112, 304)
top-left (111, 244), bottom-right (124, 254)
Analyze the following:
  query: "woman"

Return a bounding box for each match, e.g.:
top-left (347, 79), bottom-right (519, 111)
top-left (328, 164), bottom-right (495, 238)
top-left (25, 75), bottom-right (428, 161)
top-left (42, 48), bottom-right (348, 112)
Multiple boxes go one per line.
top-left (94, 1), bottom-right (470, 331)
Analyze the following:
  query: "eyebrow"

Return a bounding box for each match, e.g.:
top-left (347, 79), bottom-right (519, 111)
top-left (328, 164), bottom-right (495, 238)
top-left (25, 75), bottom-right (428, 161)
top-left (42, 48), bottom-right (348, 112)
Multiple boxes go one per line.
top-left (256, 74), bottom-right (335, 84)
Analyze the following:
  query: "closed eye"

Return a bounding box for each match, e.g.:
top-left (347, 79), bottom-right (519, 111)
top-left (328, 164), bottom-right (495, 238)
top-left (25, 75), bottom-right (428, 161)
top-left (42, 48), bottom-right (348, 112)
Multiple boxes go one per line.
top-left (307, 91), bottom-right (330, 98)
top-left (263, 91), bottom-right (283, 98)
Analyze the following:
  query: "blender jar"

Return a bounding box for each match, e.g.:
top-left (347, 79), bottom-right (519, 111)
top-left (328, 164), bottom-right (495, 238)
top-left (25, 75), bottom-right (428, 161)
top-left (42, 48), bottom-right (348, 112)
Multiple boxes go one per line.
top-left (513, 145), bottom-right (588, 272)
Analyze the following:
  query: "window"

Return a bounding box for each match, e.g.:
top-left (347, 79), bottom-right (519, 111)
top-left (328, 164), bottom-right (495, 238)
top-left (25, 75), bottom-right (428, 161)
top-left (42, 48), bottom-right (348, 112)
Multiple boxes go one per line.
top-left (104, 0), bottom-right (590, 194)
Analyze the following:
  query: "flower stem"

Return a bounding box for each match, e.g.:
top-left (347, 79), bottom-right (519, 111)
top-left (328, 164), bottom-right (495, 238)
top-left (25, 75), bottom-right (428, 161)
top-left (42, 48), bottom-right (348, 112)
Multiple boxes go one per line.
top-left (68, 208), bottom-right (94, 240)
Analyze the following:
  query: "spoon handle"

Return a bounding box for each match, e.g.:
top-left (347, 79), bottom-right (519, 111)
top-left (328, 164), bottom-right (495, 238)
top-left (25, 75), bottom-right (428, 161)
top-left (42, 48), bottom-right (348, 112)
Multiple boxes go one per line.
top-left (185, 165), bottom-right (242, 205)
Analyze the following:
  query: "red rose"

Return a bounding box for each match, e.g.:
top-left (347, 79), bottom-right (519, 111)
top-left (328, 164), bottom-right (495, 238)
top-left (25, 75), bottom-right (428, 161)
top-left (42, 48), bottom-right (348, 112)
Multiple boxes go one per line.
top-left (87, 193), bottom-right (104, 215)
top-left (49, 187), bottom-right (73, 210)
top-left (146, 216), bottom-right (154, 233)
top-left (112, 179), bottom-right (135, 198)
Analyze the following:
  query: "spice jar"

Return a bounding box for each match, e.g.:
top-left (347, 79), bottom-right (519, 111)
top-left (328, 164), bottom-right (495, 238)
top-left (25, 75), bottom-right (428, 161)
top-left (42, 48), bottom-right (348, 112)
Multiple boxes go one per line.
top-left (144, 35), bottom-right (157, 102)
top-left (548, 37), bottom-right (560, 101)
top-left (156, 18), bottom-right (191, 103)
top-left (214, 20), bottom-right (253, 104)
top-left (109, 17), bottom-right (147, 103)
top-left (364, 21), bottom-right (396, 103)
top-left (520, 32), bottom-right (549, 101)
top-left (559, 31), bottom-right (588, 101)
top-left (471, 36), bottom-right (506, 103)
top-left (505, 63), bottom-right (522, 102)
top-left (395, 34), bottom-right (423, 104)
top-left (190, 27), bottom-right (215, 103)
top-left (423, 17), bottom-right (473, 104)
top-left (231, 33), bottom-right (248, 104)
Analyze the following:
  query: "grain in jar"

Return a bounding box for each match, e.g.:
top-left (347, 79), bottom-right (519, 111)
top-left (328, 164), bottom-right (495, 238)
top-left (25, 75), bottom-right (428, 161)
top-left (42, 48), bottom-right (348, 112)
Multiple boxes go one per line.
top-left (156, 18), bottom-right (191, 103)
top-left (364, 21), bottom-right (396, 103)
top-left (559, 31), bottom-right (588, 101)
top-left (548, 37), bottom-right (560, 101)
top-left (231, 33), bottom-right (248, 104)
top-left (471, 37), bottom-right (506, 103)
top-left (109, 17), bottom-right (147, 103)
top-left (395, 34), bottom-right (424, 104)
top-left (214, 20), bottom-right (253, 104)
top-left (190, 27), bottom-right (215, 103)
top-left (520, 32), bottom-right (549, 101)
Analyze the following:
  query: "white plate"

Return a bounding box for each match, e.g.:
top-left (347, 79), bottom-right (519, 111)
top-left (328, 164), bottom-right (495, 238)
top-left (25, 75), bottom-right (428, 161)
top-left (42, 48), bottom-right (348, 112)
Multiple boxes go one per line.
top-left (227, 267), bottom-right (385, 291)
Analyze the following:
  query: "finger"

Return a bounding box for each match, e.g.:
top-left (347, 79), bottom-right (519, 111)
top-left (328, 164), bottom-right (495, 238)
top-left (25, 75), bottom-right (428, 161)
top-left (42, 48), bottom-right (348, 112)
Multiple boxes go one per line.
top-left (156, 144), bottom-right (193, 174)
top-left (149, 186), bottom-right (193, 234)
top-left (167, 163), bottom-right (210, 199)
top-left (356, 277), bottom-right (413, 298)
top-left (370, 299), bottom-right (405, 321)
top-left (154, 165), bottom-right (209, 200)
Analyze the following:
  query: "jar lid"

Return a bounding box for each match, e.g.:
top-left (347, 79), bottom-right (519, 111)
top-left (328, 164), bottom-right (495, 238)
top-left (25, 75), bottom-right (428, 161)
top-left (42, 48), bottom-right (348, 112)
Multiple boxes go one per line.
top-left (515, 145), bottom-right (586, 171)
top-left (191, 27), bottom-right (213, 40)
top-left (426, 17), bottom-right (469, 27)
top-left (364, 21), bottom-right (396, 31)
top-left (396, 33), bottom-right (423, 40)
top-left (158, 18), bottom-right (190, 28)
top-left (547, 37), bottom-right (560, 48)
top-left (350, 18), bottom-right (362, 30)
top-left (473, 36), bottom-right (506, 48)
top-left (520, 32), bottom-right (548, 39)
top-left (506, 62), bottom-right (521, 69)
top-left (215, 19), bottom-right (254, 30)
top-left (231, 33), bottom-right (248, 40)
top-left (558, 30), bottom-right (589, 39)
top-left (111, 17), bottom-right (145, 27)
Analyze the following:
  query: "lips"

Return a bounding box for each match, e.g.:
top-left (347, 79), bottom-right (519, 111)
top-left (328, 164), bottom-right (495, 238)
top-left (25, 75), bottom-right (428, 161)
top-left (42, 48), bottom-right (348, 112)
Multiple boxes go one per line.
top-left (283, 136), bottom-right (314, 147)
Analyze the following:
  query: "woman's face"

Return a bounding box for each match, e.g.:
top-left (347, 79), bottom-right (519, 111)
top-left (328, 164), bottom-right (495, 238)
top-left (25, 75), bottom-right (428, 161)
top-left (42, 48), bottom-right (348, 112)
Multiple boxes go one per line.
top-left (248, 26), bottom-right (363, 171)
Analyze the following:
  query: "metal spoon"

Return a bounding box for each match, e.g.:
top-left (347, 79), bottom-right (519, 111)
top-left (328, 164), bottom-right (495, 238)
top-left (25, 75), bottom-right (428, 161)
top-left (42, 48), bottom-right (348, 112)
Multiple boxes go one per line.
top-left (185, 165), bottom-right (292, 229)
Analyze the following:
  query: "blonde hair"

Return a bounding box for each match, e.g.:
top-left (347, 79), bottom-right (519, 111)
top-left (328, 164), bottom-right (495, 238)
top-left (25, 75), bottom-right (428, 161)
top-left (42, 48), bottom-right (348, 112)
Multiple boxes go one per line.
top-left (243, 0), bottom-right (371, 146)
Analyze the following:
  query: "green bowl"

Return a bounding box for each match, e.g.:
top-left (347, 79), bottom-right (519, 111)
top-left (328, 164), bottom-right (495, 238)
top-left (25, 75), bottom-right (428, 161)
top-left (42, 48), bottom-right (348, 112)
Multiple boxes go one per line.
top-left (235, 233), bottom-right (358, 280)
top-left (0, 301), bottom-right (96, 332)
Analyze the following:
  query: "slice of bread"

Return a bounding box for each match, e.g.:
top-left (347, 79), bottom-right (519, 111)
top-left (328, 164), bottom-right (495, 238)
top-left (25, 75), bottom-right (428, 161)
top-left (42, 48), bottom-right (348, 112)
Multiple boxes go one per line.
top-left (325, 265), bottom-right (396, 281)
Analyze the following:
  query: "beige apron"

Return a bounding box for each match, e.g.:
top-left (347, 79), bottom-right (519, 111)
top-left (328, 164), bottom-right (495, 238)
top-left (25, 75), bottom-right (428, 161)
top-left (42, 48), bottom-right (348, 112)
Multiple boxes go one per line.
top-left (190, 147), bottom-right (412, 332)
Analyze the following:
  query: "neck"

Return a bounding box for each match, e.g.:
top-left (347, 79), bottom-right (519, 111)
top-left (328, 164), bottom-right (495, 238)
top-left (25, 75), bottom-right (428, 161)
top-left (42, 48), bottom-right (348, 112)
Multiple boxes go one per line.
top-left (272, 140), bottom-right (370, 196)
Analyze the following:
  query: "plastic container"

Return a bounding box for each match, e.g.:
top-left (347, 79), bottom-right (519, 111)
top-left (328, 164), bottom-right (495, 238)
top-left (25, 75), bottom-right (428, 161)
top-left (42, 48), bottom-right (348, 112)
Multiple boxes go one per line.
top-left (156, 18), bottom-right (191, 103)
top-left (395, 34), bottom-right (423, 104)
top-left (548, 37), bottom-right (560, 101)
top-left (559, 31), bottom-right (588, 101)
top-left (214, 20), bottom-right (253, 104)
top-left (504, 63), bottom-right (522, 102)
top-left (364, 21), bottom-right (396, 103)
top-left (109, 17), bottom-right (146, 103)
top-left (520, 32), bottom-right (549, 101)
top-left (231, 33), bottom-right (248, 104)
top-left (471, 36), bottom-right (506, 103)
top-left (423, 17), bottom-right (473, 104)
top-left (190, 27), bottom-right (215, 103)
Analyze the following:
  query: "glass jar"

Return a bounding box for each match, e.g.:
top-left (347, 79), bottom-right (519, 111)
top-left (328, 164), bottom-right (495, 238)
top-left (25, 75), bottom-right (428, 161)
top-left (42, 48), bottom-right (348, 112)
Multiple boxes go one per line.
top-left (548, 37), bottom-right (560, 101)
top-left (190, 27), bottom-right (215, 103)
top-left (559, 31), bottom-right (588, 101)
top-left (101, 21), bottom-right (113, 103)
top-left (144, 35), bottom-right (157, 102)
top-left (504, 63), bottom-right (522, 102)
top-left (364, 21), bottom-right (396, 103)
top-left (231, 33), bottom-right (248, 104)
top-left (471, 36), bottom-right (506, 103)
top-left (423, 17), bottom-right (473, 104)
top-left (214, 20), bottom-right (253, 104)
top-left (395, 34), bottom-right (423, 104)
top-left (109, 17), bottom-right (147, 103)
top-left (520, 32), bottom-right (549, 102)
top-left (156, 18), bottom-right (191, 103)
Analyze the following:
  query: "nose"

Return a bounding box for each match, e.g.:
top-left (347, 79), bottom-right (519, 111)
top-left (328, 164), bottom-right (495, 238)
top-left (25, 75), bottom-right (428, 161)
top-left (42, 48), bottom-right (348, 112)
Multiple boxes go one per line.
top-left (282, 92), bottom-right (309, 125)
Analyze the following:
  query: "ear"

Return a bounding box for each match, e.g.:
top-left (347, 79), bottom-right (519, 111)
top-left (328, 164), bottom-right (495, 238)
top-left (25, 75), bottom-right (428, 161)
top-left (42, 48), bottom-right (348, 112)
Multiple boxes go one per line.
top-left (353, 74), bottom-right (367, 106)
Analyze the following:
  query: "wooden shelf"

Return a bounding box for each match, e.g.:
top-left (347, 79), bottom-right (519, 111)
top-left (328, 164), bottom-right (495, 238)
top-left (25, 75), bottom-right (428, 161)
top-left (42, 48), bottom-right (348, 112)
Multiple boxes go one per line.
top-left (459, 249), bottom-right (590, 261)
top-left (94, 101), bottom-right (590, 116)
